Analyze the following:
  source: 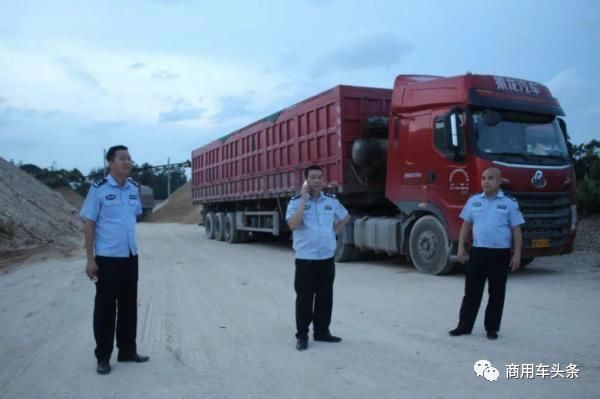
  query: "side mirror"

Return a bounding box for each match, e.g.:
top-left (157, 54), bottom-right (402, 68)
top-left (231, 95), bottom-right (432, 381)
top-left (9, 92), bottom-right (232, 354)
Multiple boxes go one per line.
top-left (450, 114), bottom-right (458, 147)
top-left (445, 108), bottom-right (466, 161)
top-left (557, 117), bottom-right (573, 159)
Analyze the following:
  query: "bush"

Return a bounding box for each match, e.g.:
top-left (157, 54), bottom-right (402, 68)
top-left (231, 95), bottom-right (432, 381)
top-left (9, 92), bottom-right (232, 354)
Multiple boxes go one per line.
top-left (573, 140), bottom-right (600, 215)
top-left (577, 178), bottom-right (600, 215)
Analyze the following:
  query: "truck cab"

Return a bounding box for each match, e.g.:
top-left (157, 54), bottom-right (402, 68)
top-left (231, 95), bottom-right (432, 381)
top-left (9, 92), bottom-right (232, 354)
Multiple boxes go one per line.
top-left (385, 74), bottom-right (576, 273)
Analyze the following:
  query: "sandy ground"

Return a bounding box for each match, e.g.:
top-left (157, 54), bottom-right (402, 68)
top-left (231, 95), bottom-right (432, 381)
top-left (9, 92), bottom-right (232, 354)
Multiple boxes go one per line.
top-left (1, 223), bottom-right (599, 399)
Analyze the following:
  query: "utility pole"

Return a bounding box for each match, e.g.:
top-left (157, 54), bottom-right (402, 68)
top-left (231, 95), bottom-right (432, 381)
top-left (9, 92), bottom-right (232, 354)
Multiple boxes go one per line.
top-left (103, 148), bottom-right (108, 176)
top-left (167, 158), bottom-right (171, 196)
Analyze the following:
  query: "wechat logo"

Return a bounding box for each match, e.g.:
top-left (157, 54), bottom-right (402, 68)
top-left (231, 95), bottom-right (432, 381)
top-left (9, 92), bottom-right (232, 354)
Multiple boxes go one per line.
top-left (474, 360), bottom-right (500, 382)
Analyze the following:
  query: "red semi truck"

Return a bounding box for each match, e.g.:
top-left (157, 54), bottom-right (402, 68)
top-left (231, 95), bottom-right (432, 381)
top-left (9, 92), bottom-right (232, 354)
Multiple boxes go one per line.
top-left (191, 74), bottom-right (577, 274)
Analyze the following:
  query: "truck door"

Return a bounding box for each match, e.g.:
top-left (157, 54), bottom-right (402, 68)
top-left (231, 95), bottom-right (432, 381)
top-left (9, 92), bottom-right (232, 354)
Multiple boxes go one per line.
top-left (427, 108), bottom-right (471, 241)
top-left (385, 113), bottom-right (430, 205)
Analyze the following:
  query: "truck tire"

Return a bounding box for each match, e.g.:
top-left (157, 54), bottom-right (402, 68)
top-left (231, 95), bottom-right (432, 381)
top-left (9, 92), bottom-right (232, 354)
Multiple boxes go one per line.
top-left (205, 212), bottom-right (216, 240)
top-left (224, 213), bottom-right (241, 243)
top-left (408, 215), bottom-right (454, 275)
top-left (214, 212), bottom-right (225, 241)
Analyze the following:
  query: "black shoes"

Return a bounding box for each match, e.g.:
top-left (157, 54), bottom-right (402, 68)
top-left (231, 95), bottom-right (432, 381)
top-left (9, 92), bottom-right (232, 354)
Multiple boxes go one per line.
top-left (296, 337), bottom-right (308, 351)
top-left (314, 333), bottom-right (342, 343)
top-left (117, 353), bottom-right (150, 363)
top-left (97, 353), bottom-right (148, 374)
top-left (448, 328), bottom-right (498, 339)
top-left (97, 360), bottom-right (111, 375)
top-left (296, 332), bottom-right (342, 350)
top-left (448, 328), bottom-right (471, 337)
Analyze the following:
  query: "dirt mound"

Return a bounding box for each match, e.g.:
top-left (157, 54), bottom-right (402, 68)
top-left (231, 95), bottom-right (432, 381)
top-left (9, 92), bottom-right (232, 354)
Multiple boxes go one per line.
top-left (54, 186), bottom-right (84, 210)
top-left (181, 205), bottom-right (203, 225)
top-left (145, 181), bottom-right (201, 224)
top-left (0, 157), bottom-right (83, 262)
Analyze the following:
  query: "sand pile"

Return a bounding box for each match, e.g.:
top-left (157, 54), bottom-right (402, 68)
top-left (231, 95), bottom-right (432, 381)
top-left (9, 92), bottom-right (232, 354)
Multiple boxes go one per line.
top-left (54, 186), bottom-right (84, 210)
top-left (0, 157), bottom-right (83, 261)
top-left (145, 181), bottom-right (202, 224)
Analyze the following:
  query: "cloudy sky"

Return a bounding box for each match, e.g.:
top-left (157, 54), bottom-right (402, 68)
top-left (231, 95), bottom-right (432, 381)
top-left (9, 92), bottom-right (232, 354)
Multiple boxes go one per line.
top-left (1, 0), bottom-right (598, 174)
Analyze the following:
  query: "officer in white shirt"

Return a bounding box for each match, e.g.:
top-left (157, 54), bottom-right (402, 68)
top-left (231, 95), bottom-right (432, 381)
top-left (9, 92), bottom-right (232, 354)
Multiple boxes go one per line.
top-left (80, 145), bottom-right (149, 374)
top-left (449, 167), bottom-right (525, 340)
top-left (286, 165), bottom-right (350, 351)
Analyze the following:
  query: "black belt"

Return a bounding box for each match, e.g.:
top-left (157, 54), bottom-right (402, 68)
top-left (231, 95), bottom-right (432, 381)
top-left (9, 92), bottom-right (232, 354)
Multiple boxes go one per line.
top-left (296, 258), bottom-right (334, 264)
top-left (472, 247), bottom-right (511, 252)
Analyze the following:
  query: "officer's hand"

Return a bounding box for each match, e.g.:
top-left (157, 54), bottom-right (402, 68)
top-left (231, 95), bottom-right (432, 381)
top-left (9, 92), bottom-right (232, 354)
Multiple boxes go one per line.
top-left (509, 255), bottom-right (521, 272)
top-left (456, 247), bottom-right (469, 264)
top-left (86, 260), bottom-right (99, 281)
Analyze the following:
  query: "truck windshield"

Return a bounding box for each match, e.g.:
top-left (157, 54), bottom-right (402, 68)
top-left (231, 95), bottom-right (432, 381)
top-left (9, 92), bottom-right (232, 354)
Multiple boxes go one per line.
top-left (472, 109), bottom-right (569, 165)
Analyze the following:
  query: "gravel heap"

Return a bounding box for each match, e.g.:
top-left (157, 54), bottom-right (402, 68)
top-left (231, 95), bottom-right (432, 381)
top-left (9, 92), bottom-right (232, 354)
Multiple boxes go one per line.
top-left (574, 214), bottom-right (600, 253)
top-left (0, 157), bottom-right (82, 259)
top-left (145, 181), bottom-right (202, 224)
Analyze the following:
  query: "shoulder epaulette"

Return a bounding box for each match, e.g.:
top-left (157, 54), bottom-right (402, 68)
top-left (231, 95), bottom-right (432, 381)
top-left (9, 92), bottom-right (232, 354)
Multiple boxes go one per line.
top-left (93, 178), bottom-right (107, 188)
top-left (128, 178), bottom-right (139, 187)
top-left (324, 192), bottom-right (336, 198)
top-left (505, 194), bottom-right (517, 201)
top-left (290, 194), bottom-right (301, 200)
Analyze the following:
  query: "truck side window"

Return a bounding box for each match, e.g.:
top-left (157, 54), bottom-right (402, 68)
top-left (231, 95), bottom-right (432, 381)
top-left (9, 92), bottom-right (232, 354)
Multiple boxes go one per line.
top-left (434, 115), bottom-right (465, 161)
top-left (434, 117), bottom-right (453, 158)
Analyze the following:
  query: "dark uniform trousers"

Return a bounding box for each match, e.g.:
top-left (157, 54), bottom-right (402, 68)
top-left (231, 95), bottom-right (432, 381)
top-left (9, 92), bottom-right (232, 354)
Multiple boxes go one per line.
top-left (294, 258), bottom-right (335, 339)
top-left (457, 247), bottom-right (511, 333)
top-left (94, 254), bottom-right (138, 361)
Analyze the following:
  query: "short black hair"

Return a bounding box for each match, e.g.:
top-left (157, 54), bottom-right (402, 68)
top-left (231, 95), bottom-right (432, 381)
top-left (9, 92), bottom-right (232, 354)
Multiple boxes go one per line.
top-left (304, 164), bottom-right (323, 178)
top-left (106, 145), bottom-right (128, 162)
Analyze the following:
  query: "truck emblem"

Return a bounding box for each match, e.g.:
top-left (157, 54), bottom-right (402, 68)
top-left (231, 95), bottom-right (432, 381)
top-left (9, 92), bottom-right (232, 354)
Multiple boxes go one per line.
top-left (531, 170), bottom-right (547, 188)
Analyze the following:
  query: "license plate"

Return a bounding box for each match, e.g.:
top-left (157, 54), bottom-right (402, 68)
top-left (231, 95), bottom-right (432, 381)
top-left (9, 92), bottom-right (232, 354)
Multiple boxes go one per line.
top-left (531, 238), bottom-right (551, 248)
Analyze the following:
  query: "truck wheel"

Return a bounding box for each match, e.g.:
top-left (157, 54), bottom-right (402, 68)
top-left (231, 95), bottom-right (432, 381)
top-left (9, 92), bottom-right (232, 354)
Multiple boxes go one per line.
top-left (224, 213), bottom-right (241, 243)
top-left (214, 212), bottom-right (225, 241)
top-left (205, 212), bottom-right (216, 240)
top-left (408, 215), bottom-right (454, 275)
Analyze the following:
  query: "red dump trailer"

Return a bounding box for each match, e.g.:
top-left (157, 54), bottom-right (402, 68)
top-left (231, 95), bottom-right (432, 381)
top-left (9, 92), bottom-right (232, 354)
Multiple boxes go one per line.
top-left (192, 75), bottom-right (576, 274)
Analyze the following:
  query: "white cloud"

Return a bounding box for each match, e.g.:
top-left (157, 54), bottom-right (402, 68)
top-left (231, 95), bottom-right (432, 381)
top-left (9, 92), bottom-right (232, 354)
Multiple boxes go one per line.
top-left (311, 31), bottom-right (413, 77)
top-left (0, 39), bottom-right (290, 128)
top-left (546, 67), bottom-right (584, 105)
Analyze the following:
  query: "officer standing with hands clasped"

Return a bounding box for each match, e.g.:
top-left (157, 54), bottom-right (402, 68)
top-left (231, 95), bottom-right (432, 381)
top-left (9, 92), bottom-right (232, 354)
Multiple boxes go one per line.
top-left (80, 145), bottom-right (149, 374)
top-left (286, 165), bottom-right (351, 351)
top-left (449, 167), bottom-right (525, 340)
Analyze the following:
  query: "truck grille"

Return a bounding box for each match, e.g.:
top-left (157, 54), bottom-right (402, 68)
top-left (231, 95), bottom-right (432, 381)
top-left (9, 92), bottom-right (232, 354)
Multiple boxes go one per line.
top-left (505, 191), bottom-right (571, 249)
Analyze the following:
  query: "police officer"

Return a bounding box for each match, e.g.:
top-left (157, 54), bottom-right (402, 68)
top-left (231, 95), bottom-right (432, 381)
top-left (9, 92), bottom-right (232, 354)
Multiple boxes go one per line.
top-left (286, 165), bottom-right (350, 351)
top-left (80, 145), bottom-right (149, 374)
top-left (449, 167), bottom-right (525, 340)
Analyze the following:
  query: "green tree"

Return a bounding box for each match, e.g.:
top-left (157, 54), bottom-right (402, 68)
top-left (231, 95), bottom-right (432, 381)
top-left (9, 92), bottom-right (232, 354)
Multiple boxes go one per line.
top-left (574, 139), bottom-right (600, 215)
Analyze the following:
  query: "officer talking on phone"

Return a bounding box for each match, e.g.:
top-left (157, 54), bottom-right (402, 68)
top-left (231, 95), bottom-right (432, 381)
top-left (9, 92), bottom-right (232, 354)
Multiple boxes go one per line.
top-left (286, 165), bottom-right (350, 351)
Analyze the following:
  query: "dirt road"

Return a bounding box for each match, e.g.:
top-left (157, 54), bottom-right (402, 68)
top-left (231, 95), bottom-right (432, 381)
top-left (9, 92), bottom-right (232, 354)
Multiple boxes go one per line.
top-left (1, 223), bottom-right (599, 399)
